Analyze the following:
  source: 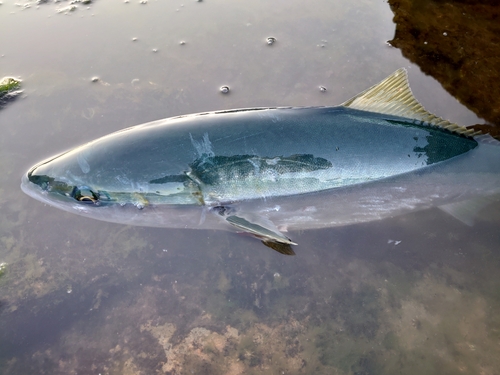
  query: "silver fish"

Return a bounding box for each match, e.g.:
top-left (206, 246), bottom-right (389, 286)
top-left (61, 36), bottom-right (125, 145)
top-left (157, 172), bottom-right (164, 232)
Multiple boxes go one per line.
top-left (21, 69), bottom-right (500, 255)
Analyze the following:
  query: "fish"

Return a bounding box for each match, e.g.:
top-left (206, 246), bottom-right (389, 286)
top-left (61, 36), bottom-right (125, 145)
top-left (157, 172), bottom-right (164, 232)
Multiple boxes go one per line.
top-left (21, 69), bottom-right (500, 255)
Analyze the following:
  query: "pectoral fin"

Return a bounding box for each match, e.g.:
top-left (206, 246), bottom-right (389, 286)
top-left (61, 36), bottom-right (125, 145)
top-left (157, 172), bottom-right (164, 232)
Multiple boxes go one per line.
top-left (225, 214), bottom-right (297, 251)
top-left (261, 240), bottom-right (296, 256)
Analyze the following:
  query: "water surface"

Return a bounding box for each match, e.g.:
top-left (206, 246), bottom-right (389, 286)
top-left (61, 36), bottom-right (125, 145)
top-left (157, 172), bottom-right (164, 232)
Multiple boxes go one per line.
top-left (1, 1), bottom-right (499, 374)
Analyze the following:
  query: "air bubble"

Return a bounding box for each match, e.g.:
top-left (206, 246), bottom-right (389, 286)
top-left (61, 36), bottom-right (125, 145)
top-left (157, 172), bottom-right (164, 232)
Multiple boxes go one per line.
top-left (220, 85), bottom-right (230, 94)
top-left (266, 36), bottom-right (276, 45)
top-left (319, 86), bottom-right (327, 92)
top-left (179, 40), bottom-right (186, 45)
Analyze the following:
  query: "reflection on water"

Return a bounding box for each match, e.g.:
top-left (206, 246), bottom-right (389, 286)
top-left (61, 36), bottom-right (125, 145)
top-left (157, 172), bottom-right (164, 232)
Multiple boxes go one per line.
top-left (1, 0), bottom-right (499, 374)
top-left (388, 0), bottom-right (500, 128)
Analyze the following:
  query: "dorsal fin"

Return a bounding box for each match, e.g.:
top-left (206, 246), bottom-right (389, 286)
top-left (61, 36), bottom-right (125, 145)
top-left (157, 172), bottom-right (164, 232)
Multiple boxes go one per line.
top-left (341, 68), bottom-right (481, 138)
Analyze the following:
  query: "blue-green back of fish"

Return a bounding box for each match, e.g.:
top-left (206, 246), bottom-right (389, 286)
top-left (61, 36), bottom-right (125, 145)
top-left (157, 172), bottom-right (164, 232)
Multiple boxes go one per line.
top-left (35, 106), bottom-right (477, 205)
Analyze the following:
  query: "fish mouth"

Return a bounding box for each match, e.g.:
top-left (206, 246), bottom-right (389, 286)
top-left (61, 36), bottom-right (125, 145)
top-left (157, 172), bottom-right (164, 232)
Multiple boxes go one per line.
top-left (21, 171), bottom-right (57, 206)
top-left (20, 152), bottom-right (62, 199)
top-left (21, 171), bottom-right (41, 200)
top-left (21, 160), bottom-right (58, 202)
top-left (21, 171), bottom-right (100, 220)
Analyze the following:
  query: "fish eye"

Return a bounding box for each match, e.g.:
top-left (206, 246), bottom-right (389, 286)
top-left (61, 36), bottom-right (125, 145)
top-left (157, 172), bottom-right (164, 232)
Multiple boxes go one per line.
top-left (72, 186), bottom-right (99, 204)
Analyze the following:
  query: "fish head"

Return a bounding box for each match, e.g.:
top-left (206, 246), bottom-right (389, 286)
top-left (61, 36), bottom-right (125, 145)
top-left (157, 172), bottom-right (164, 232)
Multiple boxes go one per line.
top-left (22, 148), bottom-right (112, 212)
top-left (21, 128), bottom-right (205, 225)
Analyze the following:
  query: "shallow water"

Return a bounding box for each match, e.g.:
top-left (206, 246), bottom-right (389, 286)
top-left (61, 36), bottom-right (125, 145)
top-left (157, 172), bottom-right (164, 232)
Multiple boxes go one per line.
top-left (1, 1), bottom-right (499, 374)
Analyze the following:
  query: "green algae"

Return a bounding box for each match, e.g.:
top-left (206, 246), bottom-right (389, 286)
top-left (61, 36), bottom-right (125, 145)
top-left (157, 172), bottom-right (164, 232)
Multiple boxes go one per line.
top-left (0, 77), bottom-right (21, 96)
top-left (0, 77), bottom-right (22, 107)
